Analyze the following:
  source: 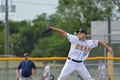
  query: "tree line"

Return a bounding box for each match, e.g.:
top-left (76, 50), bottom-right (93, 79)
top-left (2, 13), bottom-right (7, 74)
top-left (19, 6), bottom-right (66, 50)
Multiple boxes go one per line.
top-left (0, 0), bottom-right (120, 57)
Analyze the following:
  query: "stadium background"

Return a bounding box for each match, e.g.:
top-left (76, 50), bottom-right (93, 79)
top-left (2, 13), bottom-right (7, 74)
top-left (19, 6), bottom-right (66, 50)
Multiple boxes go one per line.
top-left (0, 0), bottom-right (120, 80)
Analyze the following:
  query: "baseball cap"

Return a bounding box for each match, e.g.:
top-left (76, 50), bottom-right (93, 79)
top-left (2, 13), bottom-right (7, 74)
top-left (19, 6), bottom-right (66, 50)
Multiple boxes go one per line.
top-left (76, 29), bottom-right (87, 35)
top-left (24, 53), bottom-right (29, 57)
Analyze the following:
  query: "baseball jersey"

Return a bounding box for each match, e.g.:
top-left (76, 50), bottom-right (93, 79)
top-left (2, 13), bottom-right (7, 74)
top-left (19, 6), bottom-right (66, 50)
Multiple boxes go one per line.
top-left (67, 33), bottom-right (98, 61)
top-left (43, 65), bottom-right (50, 80)
top-left (98, 64), bottom-right (107, 76)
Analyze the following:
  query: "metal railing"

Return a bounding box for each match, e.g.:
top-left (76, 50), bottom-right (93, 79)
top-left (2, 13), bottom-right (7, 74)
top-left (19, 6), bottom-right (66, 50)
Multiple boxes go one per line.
top-left (0, 56), bottom-right (120, 80)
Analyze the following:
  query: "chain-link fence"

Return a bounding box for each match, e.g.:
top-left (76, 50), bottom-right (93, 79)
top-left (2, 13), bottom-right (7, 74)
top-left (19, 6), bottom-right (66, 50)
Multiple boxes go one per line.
top-left (0, 34), bottom-right (120, 80)
top-left (0, 57), bottom-right (120, 80)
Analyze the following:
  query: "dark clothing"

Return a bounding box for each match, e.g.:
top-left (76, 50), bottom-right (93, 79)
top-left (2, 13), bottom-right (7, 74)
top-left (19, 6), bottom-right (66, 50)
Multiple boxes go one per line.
top-left (18, 60), bottom-right (36, 77)
top-left (50, 74), bottom-right (55, 80)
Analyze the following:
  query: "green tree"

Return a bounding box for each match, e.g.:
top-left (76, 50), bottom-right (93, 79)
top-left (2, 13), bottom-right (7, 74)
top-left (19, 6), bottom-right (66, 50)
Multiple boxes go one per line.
top-left (31, 13), bottom-right (65, 57)
top-left (57, 0), bottom-right (120, 33)
top-left (8, 0), bottom-right (120, 57)
top-left (31, 0), bottom-right (120, 57)
top-left (0, 22), bottom-right (5, 55)
top-left (9, 20), bottom-right (35, 56)
top-left (0, 30), bottom-right (5, 55)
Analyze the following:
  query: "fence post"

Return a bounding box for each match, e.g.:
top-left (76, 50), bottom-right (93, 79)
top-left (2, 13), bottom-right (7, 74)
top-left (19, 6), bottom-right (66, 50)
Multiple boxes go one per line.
top-left (53, 60), bottom-right (56, 80)
top-left (107, 52), bottom-right (114, 80)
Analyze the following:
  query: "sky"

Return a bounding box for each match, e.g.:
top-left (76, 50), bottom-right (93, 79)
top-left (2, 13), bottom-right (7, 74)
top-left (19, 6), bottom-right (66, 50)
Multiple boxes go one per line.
top-left (0, 0), bottom-right (58, 21)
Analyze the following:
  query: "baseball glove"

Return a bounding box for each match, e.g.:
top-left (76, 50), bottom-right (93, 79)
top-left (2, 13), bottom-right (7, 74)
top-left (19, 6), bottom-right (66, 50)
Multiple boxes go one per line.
top-left (42, 27), bottom-right (51, 34)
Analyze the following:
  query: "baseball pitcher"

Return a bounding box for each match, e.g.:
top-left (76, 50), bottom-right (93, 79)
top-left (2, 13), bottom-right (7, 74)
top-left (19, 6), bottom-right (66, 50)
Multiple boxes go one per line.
top-left (48, 26), bottom-right (113, 80)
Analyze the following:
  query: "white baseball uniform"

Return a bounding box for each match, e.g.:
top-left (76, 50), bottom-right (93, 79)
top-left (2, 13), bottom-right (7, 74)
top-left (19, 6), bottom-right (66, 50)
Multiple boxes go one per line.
top-left (58, 33), bottom-right (98, 80)
top-left (43, 65), bottom-right (51, 80)
top-left (98, 63), bottom-right (108, 80)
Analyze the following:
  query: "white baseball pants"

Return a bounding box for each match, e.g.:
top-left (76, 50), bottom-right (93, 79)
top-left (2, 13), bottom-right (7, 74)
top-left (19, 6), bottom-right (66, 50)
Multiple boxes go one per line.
top-left (58, 59), bottom-right (94, 80)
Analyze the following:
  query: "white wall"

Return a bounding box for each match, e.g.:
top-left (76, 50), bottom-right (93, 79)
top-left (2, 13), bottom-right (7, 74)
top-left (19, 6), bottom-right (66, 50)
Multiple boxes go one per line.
top-left (91, 21), bottom-right (120, 43)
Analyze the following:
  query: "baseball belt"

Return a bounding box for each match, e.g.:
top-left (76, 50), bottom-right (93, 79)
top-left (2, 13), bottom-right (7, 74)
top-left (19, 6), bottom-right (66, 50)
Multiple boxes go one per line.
top-left (68, 57), bottom-right (82, 63)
